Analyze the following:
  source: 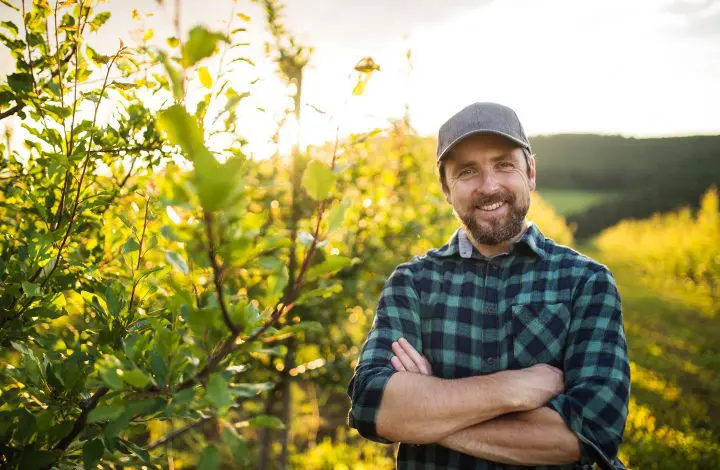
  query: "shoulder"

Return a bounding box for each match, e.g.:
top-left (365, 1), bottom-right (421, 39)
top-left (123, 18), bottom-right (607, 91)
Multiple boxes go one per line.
top-left (543, 237), bottom-right (613, 280)
top-left (542, 238), bottom-right (620, 305)
top-left (386, 243), bottom-right (458, 290)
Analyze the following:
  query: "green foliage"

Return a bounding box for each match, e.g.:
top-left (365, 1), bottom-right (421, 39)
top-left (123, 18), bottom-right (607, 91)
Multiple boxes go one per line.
top-left (0, 2), bottom-right (354, 468)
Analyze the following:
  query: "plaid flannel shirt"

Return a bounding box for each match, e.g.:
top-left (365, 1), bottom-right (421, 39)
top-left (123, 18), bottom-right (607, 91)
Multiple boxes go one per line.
top-left (347, 223), bottom-right (630, 470)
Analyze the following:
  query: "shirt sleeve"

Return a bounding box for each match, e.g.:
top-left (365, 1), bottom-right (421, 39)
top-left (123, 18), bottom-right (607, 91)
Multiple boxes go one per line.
top-left (347, 265), bottom-right (423, 443)
top-left (545, 267), bottom-right (631, 469)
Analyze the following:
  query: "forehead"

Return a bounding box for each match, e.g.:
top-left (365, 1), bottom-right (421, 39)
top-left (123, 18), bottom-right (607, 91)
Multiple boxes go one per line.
top-left (444, 133), bottom-right (522, 166)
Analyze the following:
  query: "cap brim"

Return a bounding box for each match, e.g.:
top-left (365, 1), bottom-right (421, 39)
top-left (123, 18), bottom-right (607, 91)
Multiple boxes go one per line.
top-left (437, 129), bottom-right (530, 163)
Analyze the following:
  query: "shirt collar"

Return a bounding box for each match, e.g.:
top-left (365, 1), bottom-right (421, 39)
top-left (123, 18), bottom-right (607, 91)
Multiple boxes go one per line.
top-left (435, 223), bottom-right (547, 260)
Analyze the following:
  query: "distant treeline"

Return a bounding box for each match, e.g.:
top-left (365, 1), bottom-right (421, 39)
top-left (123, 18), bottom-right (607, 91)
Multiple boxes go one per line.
top-left (530, 134), bottom-right (720, 238)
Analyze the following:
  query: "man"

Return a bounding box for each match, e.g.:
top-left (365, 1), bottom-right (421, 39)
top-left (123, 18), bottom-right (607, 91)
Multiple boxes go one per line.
top-left (347, 102), bottom-right (630, 469)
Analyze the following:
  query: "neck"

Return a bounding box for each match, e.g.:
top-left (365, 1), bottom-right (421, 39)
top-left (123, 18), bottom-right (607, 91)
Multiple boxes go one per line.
top-left (466, 220), bottom-right (530, 258)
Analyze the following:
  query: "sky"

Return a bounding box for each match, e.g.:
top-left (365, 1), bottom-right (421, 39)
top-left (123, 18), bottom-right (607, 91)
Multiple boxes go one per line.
top-left (1, 0), bottom-right (719, 158)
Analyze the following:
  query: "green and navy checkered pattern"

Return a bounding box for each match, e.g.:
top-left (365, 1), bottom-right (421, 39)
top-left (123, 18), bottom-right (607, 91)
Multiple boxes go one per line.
top-left (347, 224), bottom-right (630, 470)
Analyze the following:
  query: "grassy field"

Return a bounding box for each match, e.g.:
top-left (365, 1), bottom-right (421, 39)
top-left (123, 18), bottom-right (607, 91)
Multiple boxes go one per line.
top-left (538, 189), bottom-right (621, 217)
top-left (587, 247), bottom-right (720, 469)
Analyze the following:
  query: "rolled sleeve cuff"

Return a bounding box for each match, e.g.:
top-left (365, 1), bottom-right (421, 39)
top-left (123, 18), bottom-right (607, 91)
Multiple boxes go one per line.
top-left (347, 367), bottom-right (399, 444)
top-left (546, 394), bottom-right (618, 470)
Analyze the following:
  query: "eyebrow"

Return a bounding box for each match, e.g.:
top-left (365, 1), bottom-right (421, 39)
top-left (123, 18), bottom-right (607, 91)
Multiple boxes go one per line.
top-left (490, 153), bottom-right (515, 162)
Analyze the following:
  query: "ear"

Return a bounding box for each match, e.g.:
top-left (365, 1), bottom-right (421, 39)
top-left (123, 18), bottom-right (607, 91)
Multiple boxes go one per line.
top-left (528, 155), bottom-right (536, 192)
top-left (442, 184), bottom-right (452, 204)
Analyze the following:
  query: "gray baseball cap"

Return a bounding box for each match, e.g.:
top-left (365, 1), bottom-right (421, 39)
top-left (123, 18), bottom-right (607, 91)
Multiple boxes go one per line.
top-left (436, 102), bottom-right (531, 163)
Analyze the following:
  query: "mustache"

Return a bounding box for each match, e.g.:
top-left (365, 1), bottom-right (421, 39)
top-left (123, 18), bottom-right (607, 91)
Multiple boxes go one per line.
top-left (470, 191), bottom-right (515, 207)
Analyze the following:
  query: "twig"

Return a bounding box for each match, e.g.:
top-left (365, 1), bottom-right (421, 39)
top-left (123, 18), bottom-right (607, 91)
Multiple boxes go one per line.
top-left (0, 103), bottom-right (22, 121)
top-left (128, 196), bottom-right (150, 314)
top-left (204, 211), bottom-right (238, 335)
top-left (146, 415), bottom-right (214, 451)
top-left (53, 387), bottom-right (109, 451)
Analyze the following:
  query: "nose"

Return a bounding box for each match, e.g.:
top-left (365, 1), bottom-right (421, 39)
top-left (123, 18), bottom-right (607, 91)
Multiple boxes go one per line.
top-left (476, 169), bottom-right (500, 195)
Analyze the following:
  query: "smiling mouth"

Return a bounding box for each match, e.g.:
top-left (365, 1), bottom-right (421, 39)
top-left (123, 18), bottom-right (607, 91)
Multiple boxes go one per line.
top-left (476, 201), bottom-right (506, 212)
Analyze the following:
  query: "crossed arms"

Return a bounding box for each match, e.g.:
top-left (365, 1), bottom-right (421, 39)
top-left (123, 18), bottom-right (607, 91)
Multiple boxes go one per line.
top-left (347, 266), bottom-right (631, 468)
top-left (380, 338), bottom-right (580, 466)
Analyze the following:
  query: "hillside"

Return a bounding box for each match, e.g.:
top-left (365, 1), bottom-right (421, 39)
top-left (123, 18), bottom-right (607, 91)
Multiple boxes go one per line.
top-left (530, 134), bottom-right (720, 237)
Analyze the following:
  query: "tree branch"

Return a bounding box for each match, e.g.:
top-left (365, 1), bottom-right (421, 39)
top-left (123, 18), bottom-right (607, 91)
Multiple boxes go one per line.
top-left (204, 211), bottom-right (238, 336)
top-left (53, 387), bottom-right (109, 451)
top-left (128, 196), bottom-right (150, 314)
top-left (0, 103), bottom-right (22, 121)
top-left (146, 415), bottom-right (214, 451)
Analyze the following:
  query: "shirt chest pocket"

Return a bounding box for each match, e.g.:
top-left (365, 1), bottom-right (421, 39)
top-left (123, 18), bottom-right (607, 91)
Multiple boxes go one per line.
top-left (510, 302), bottom-right (570, 369)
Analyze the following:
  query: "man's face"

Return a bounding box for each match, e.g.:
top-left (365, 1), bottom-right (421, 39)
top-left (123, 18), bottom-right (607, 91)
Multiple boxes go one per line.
top-left (441, 133), bottom-right (536, 246)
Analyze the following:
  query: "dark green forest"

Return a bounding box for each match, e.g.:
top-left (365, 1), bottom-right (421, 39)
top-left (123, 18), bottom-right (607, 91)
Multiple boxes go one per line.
top-left (532, 134), bottom-right (720, 238)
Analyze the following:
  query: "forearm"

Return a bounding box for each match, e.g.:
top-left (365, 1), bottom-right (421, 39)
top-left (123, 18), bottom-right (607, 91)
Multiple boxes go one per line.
top-left (438, 406), bottom-right (581, 465)
top-left (376, 370), bottom-right (525, 444)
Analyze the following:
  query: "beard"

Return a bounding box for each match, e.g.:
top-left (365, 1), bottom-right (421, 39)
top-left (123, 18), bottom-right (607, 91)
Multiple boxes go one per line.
top-left (456, 190), bottom-right (529, 246)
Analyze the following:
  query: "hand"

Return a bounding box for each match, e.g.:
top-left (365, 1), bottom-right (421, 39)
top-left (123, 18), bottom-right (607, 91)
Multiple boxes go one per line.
top-left (390, 337), bottom-right (432, 376)
top-left (510, 363), bottom-right (565, 410)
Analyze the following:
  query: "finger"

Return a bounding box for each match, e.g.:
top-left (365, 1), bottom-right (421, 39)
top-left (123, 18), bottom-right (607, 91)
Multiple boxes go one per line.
top-left (422, 356), bottom-right (433, 375)
top-left (398, 338), bottom-right (432, 375)
top-left (390, 356), bottom-right (406, 372)
top-left (392, 341), bottom-right (419, 373)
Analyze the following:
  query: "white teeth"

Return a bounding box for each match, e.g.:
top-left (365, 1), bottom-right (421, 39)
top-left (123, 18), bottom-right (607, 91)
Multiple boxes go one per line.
top-left (479, 202), bottom-right (504, 211)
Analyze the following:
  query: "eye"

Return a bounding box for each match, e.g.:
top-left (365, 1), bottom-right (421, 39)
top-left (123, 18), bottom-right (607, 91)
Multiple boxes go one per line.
top-left (498, 162), bottom-right (514, 169)
top-left (458, 168), bottom-right (477, 178)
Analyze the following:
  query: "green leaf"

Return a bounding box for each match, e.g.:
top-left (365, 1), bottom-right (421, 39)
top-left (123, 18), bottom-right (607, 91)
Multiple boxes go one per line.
top-left (306, 256), bottom-right (353, 281)
top-left (294, 283), bottom-right (343, 305)
top-left (276, 321), bottom-right (324, 336)
top-left (182, 26), bottom-right (227, 67)
top-left (172, 387), bottom-right (196, 407)
top-left (263, 266), bottom-right (288, 307)
top-left (86, 45), bottom-right (109, 65)
top-left (8, 73), bottom-right (32, 93)
top-left (198, 66), bottom-right (212, 88)
top-left (302, 159), bottom-right (336, 201)
top-left (232, 382), bottom-right (274, 398)
top-left (11, 340), bottom-right (30, 354)
top-left (22, 281), bottom-right (40, 297)
top-left (196, 156), bottom-right (245, 211)
top-left (44, 104), bottom-right (71, 119)
top-left (157, 104), bottom-right (211, 163)
top-left (197, 445), bottom-right (220, 470)
top-left (159, 52), bottom-right (184, 100)
top-left (104, 411), bottom-right (132, 439)
top-left (1, 20), bottom-right (18, 35)
top-left (121, 368), bottom-right (151, 388)
top-left (248, 415), bottom-right (285, 430)
top-left (165, 250), bottom-right (189, 274)
top-left (89, 11), bottom-right (111, 32)
top-left (122, 238), bottom-right (139, 254)
top-left (87, 404), bottom-right (125, 423)
top-left (327, 199), bottom-right (349, 232)
top-left (126, 398), bottom-right (165, 416)
top-left (206, 373), bottom-right (233, 410)
top-left (149, 350), bottom-right (169, 388)
top-left (223, 427), bottom-right (249, 465)
top-left (15, 409), bottom-right (37, 444)
top-left (96, 357), bottom-right (124, 390)
top-left (116, 438), bottom-right (151, 465)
